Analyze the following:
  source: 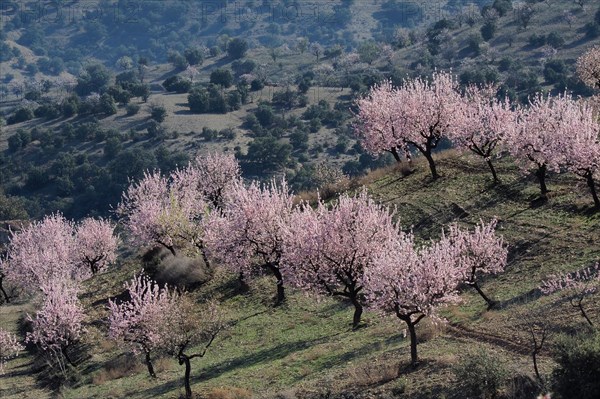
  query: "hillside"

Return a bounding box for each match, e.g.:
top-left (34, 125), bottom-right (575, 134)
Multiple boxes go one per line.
top-left (1, 150), bottom-right (599, 398)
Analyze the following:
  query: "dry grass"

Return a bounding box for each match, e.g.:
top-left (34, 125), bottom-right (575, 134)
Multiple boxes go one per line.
top-left (205, 387), bottom-right (253, 399)
top-left (91, 355), bottom-right (143, 385)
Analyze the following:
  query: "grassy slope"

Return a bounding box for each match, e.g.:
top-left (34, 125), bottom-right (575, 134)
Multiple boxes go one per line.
top-left (2, 150), bottom-right (599, 398)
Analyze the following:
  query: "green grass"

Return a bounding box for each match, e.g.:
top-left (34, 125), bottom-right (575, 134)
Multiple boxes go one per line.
top-left (2, 149), bottom-right (599, 398)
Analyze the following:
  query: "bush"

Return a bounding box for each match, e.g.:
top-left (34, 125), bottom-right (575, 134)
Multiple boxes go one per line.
top-left (546, 32), bottom-right (565, 49)
top-left (210, 68), bottom-right (233, 88)
top-left (8, 107), bottom-right (34, 124)
top-left (227, 38), bottom-right (248, 59)
top-left (162, 76), bottom-right (192, 93)
top-left (453, 350), bottom-right (508, 399)
top-left (481, 22), bottom-right (497, 41)
top-left (126, 103), bottom-right (140, 116)
top-left (552, 332), bottom-right (600, 399)
top-left (584, 22), bottom-right (600, 39)
top-left (150, 104), bottom-right (167, 122)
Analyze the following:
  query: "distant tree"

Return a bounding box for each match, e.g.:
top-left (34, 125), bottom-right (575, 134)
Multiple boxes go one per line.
top-left (310, 42), bottom-right (324, 61)
top-left (184, 47), bottom-right (204, 66)
top-left (168, 51), bottom-right (188, 70)
top-left (561, 100), bottom-right (600, 209)
top-left (357, 42), bottom-right (379, 65)
top-left (227, 38), bottom-right (248, 59)
top-left (99, 93), bottom-right (117, 115)
top-left (188, 88), bottom-right (209, 113)
top-left (453, 85), bottom-right (517, 183)
top-left (76, 64), bottom-right (112, 96)
top-left (209, 68), bottom-right (233, 88)
top-left (577, 46), bottom-right (600, 90)
top-left (150, 103), bottom-right (167, 123)
top-left (162, 76), bottom-right (192, 93)
top-left (541, 263), bottom-right (600, 327)
top-left (355, 72), bottom-right (463, 179)
top-left (507, 93), bottom-right (577, 197)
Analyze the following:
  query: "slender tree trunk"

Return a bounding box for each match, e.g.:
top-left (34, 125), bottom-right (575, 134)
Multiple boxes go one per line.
top-left (486, 159), bottom-right (499, 184)
top-left (586, 172), bottom-right (600, 210)
top-left (391, 147), bottom-right (402, 163)
top-left (238, 272), bottom-right (249, 293)
top-left (62, 347), bottom-right (75, 367)
top-left (144, 350), bottom-right (157, 378)
top-left (536, 164), bottom-right (548, 197)
top-left (572, 297), bottom-right (594, 327)
top-left (422, 150), bottom-right (439, 180)
top-left (532, 349), bottom-right (541, 381)
top-left (179, 355), bottom-right (193, 399)
top-left (472, 281), bottom-right (496, 310)
top-left (349, 294), bottom-right (363, 330)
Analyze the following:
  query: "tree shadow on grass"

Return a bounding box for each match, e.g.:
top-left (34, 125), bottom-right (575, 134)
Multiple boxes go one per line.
top-left (135, 336), bottom-right (337, 398)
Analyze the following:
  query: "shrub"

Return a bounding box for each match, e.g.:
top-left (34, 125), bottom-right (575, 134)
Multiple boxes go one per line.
top-left (227, 38), bottom-right (248, 59)
top-left (453, 350), bottom-right (508, 399)
top-left (8, 107), bottom-right (34, 124)
top-left (210, 68), bottom-right (233, 88)
top-left (552, 332), bottom-right (600, 399)
top-left (481, 22), bottom-right (497, 41)
top-left (584, 22), bottom-right (600, 39)
top-left (150, 104), bottom-right (167, 122)
top-left (126, 103), bottom-right (140, 116)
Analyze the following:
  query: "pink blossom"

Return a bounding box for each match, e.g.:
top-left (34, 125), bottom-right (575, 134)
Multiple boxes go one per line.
top-left (0, 329), bottom-right (24, 374)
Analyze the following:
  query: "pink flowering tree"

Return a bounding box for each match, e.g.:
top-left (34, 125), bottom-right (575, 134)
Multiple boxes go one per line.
top-left (508, 93), bottom-right (575, 197)
top-left (453, 85), bottom-right (517, 184)
top-left (577, 46), bottom-right (600, 90)
top-left (204, 180), bottom-right (295, 305)
top-left (355, 71), bottom-right (463, 179)
top-left (118, 170), bottom-right (208, 257)
top-left (446, 219), bottom-right (508, 309)
top-left (561, 100), bottom-right (600, 209)
top-left (107, 274), bottom-right (177, 378)
top-left (364, 232), bottom-right (463, 366)
top-left (5, 213), bottom-right (78, 291)
top-left (26, 281), bottom-right (85, 369)
top-left (75, 218), bottom-right (119, 276)
top-left (282, 190), bottom-right (399, 328)
top-left (541, 263), bottom-right (600, 327)
top-left (189, 152), bottom-right (241, 209)
top-left (0, 329), bottom-right (24, 374)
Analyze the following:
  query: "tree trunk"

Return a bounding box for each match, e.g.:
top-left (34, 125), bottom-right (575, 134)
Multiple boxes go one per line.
top-left (267, 264), bottom-right (285, 305)
top-left (0, 278), bottom-right (10, 304)
top-left (536, 164), bottom-right (548, 197)
top-left (405, 319), bottom-right (419, 366)
top-left (422, 150), bottom-right (439, 180)
top-left (391, 147), bottom-right (402, 163)
top-left (486, 159), bottom-right (499, 184)
top-left (144, 350), bottom-right (157, 378)
top-left (572, 298), bottom-right (594, 327)
top-left (238, 272), bottom-right (250, 293)
top-left (62, 347), bottom-right (75, 367)
top-left (350, 294), bottom-right (363, 329)
top-left (179, 355), bottom-right (193, 399)
top-left (532, 350), bottom-right (541, 381)
top-left (586, 172), bottom-right (600, 210)
top-left (472, 281), bottom-right (496, 310)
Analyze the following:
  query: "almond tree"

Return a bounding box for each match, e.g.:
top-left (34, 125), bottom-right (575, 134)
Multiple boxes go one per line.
top-left (0, 329), bottom-right (24, 374)
top-left (453, 85), bottom-right (517, 184)
top-left (364, 232), bottom-right (463, 366)
top-left (161, 298), bottom-right (223, 399)
top-left (107, 274), bottom-right (177, 378)
top-left (447, 219), bottom-right (508, 309)
top-left (282, 190), bottom-right (399, 328)
top-left (189, 152), bottom-right (241, 209)
top-left (204, 180), bottom-right (294, 305)
top-left (561, 99), bottom-right (600, 209)
top-left (5, 213), bottom-right (78, 291)
top-left (508, 93), bottom-right (572, 197)
top-left (355, 71), bottom-right (463, 179)
top-left (577, 46), bottom-right (600, 89)
top-left (118, 170), bottom-right (207, 257)
top-left (75, 218), bottom-right (119, 276)
top-left (26, 281), bottom-right (85, 369)
top-left (541, 263), bottom-right (600, 327)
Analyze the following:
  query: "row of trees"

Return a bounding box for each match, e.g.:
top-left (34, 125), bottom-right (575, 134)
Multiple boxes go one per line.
top-left (355, 66), bottom-right (600, 207)
top-left (116, 154), bottom-right (508, 369)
